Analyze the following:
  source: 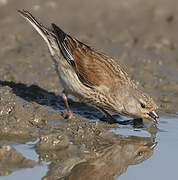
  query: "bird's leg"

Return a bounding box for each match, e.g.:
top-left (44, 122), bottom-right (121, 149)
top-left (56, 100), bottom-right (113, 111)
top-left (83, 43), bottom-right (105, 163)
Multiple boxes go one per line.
top-left (98, 107), bottom-right (118, 124)
top-left (62, 91), bottom-right (73, 119)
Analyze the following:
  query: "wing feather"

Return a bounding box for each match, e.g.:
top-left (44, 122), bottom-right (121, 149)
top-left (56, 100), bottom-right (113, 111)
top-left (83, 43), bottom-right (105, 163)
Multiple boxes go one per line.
top-left (52, 24), bottom-right (129, 88)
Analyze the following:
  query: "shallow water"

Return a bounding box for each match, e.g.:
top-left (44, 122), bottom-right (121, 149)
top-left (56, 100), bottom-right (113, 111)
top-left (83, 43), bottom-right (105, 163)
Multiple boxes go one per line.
top-left (0, 166), bottom-right (47, 180)
top-left (119, 116), bottom-right (178, 180)
top-left (0, 116), bottom-right (177, 180)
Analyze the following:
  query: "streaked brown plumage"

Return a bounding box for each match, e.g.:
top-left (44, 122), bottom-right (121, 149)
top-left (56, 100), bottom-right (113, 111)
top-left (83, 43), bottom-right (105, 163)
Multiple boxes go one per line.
top-left (18, 10), bottom-right (159, 123)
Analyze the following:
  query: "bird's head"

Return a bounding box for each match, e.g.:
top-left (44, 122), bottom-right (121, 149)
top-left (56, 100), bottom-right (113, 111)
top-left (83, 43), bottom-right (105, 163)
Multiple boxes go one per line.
top-left (120, 88), bottom-right (159, 123)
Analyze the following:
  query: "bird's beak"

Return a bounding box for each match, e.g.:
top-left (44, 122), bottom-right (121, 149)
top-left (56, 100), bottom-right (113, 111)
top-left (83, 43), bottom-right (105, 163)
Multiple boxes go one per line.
top-left (147, 111), bottom-right (159, 123)
top-left (146, 142), bottom-right (157, 149)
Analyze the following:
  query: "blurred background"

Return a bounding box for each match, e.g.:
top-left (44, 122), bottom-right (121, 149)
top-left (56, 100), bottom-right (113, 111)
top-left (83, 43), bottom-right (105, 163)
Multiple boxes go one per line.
top-left (0, 0), bottom-right (178, 180)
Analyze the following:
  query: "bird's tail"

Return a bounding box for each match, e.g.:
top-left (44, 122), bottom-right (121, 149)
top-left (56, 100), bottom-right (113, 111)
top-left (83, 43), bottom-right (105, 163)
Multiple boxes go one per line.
top-left (17, 9), bottom-right (55, 56)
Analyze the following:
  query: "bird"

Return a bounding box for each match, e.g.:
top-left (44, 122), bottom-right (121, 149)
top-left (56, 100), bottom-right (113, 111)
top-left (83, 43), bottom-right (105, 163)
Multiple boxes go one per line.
top-left (17, 10), bottom-right (159, 123)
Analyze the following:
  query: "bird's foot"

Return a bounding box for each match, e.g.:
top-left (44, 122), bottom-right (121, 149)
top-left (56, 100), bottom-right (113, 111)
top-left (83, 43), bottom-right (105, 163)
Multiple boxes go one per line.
top-left (62, 111), bottom-right (73, 119)
top-left (66, 112), bottom-right (73, 119)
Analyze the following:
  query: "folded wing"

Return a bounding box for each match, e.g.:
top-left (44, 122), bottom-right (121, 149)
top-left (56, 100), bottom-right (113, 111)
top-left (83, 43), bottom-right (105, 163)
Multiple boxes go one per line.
top-left (52, 23), bottom-right (128, 89)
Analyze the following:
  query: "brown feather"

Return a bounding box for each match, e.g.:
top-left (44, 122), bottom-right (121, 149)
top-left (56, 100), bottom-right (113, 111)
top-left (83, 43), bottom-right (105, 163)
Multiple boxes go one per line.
top-left (65, 36), bottom-right (132, 88)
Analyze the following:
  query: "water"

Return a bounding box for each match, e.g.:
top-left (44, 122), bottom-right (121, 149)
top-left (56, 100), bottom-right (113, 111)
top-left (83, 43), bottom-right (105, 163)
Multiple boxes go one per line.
top-left (0, 116), bottom-right (177, 180)
top-left (0, 139), bottom-right (48, 180)
top-left (1, 166), bottom-right (48, 180)
top-left (118, 116), bottom-right (178, 180)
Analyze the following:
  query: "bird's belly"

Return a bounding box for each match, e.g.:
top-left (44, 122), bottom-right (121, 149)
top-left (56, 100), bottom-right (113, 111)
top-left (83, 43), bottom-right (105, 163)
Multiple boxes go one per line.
top-left (57, 64), bottom-right (86, 97)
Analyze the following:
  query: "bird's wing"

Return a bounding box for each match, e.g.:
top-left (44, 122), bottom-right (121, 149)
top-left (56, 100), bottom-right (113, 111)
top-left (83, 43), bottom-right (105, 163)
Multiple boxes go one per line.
top-left (52, 23), bottom-right (129, 88)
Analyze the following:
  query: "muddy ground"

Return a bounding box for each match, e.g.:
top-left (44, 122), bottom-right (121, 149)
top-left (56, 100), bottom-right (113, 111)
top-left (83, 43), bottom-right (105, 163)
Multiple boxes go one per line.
top-left (0, 0), bottom-right (178, 179)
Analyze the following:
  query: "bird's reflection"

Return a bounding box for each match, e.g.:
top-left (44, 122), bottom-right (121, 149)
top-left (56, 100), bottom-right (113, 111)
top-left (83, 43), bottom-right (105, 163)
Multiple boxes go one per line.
top-left (41, 130), bottom-right (157, 180)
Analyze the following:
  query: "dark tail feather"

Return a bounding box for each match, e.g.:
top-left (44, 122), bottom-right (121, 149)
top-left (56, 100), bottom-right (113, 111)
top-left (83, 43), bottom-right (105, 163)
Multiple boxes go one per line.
top-left (51, 23), bottom-right (66, 44)
top-left (52, 23), bottom-right (74, 63)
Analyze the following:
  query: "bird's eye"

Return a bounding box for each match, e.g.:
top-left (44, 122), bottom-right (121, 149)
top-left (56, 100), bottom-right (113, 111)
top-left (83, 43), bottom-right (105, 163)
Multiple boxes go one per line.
top-left (141, 103), bottom-right (145, 108)
top-left (137, 151), bottom-right (144, 156)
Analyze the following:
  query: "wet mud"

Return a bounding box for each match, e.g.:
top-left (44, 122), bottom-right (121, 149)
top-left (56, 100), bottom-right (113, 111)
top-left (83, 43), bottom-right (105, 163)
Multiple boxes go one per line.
top-left (0, 0), bottom-right (178, 179)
